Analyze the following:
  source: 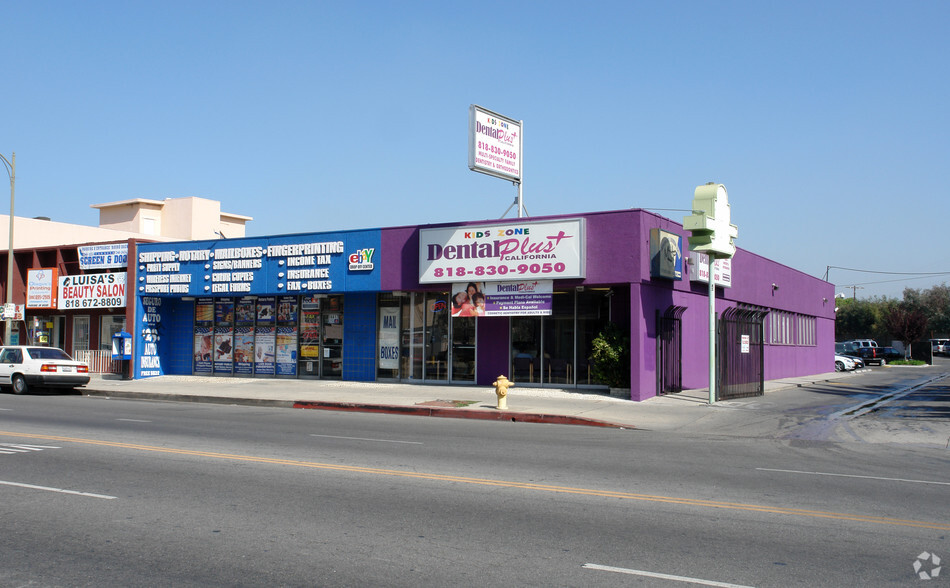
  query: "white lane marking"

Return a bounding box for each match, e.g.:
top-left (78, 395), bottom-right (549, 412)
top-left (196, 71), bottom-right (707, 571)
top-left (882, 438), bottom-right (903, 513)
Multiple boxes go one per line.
top-left (757, 468), bottom-right (950, 486)
top-left (116, 418), bottom-right (152, 423)
top-left (0, 479), bottom-right (117, 500)
top-left (309, 434), bottom-right (423, 445)
top-left (0, 443), bottom-right (61, 454)
top-left (583, 563), bottom-right (755, 587)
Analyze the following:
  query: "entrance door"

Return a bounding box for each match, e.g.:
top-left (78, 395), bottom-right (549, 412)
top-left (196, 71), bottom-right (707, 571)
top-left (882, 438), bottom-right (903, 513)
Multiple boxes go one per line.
top-left (72, 316), bottom-right (90, 355)
top-left (656, 306), bottom-right (686, 395)
top-left (322, 296), bottom-right (344, 379)
top-left (450, 316), bottom-right (475, 382)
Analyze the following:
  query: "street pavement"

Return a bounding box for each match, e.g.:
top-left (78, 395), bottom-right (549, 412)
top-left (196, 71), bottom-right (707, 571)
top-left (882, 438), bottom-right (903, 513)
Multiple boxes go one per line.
top-left (78, 365), bottom-right (950, 448)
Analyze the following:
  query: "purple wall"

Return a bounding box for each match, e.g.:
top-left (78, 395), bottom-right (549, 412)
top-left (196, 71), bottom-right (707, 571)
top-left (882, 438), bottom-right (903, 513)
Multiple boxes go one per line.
top-left (380, 209), bottom-right (835, 399)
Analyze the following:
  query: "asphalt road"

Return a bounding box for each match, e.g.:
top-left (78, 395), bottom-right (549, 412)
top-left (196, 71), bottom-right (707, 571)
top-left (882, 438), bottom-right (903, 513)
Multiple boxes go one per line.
top-left (0, 382), bottom-right (947, 587)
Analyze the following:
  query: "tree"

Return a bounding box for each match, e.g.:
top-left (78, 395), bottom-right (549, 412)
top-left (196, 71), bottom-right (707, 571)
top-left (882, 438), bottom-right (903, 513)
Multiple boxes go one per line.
top-left (883, 303), bottom-right (929, 357)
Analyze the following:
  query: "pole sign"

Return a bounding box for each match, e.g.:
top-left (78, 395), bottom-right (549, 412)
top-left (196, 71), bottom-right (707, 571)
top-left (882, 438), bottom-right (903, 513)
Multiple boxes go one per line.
top-left (468, 105), bottom-right (522, 183)
top-left (689, 252), bottom-right (732, 288)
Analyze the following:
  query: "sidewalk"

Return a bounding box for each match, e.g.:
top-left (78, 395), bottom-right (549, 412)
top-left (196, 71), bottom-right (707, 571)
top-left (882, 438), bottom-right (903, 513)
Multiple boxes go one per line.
top-left (81, 370), bottom-right (851, 431)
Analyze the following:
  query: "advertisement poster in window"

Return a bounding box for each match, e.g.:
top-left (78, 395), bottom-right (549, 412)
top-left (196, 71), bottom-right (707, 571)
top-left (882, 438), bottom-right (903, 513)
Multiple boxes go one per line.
top-left (233, 326), bottom-right (254, 375)
top-left (213, 326), bottom-right (233, 374)
top-left (254, 326), bottom-right (275, 375)
top-left (277, 296), bottom-right (298, 323)
top-left (256, 296), bottom-right (276, 323)
top-left (378, 307), bottom-right (400, 369)
top-left (195, 298), bottom-right (214, 323)
top-left (194, 326), bottom-right (213, 374)
top-left (235, 296), bottom-right (255, 324)
top-left (450, 281), bottom-right (552, 317)
top-left (215, 298), bottom-right (234, 324)
top-left (300, 296), bottom-right (321, 360)
top-left (276, 326), bottom-right (297, 376)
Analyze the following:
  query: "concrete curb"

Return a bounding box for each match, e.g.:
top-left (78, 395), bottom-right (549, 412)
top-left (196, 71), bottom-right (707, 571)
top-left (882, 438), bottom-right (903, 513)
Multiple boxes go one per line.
top-left (292, 400), bottom-right (630, 428)
top-left (82, 388), bottom-right (631, 429)
top-left (83, 389), bottom-right (297, 408)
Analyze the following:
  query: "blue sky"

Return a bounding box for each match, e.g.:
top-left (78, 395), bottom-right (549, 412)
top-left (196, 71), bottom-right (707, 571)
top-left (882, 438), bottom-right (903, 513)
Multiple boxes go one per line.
top-left (2, 1), bottom-right (947, 299)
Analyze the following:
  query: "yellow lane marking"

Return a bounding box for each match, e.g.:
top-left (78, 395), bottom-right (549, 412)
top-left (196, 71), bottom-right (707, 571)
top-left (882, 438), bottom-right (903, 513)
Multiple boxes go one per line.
top-left (3, 430), bottom-right (948, 531)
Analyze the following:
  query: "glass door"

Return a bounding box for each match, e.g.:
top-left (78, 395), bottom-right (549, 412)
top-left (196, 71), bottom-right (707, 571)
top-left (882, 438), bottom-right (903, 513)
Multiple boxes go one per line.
top-left (322, 296), bottom-right (344, 379)
top-left (450, 315), bottom-right (475, 382)
top-left (298, 296), bottom-right (322, 377)
top-left (511, 317), bottom-right (542, 385)
top-left (72, 315), bottom-right (90, 354)
top-left (542, 292), bottom-right (575, 385)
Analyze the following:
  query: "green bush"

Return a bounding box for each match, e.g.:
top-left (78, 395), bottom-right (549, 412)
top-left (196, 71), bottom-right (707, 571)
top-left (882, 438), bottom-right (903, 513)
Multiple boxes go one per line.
top-left (590, 323), bottom-right (630, 388)
top-left (889, 359), bottom-right (926, 366)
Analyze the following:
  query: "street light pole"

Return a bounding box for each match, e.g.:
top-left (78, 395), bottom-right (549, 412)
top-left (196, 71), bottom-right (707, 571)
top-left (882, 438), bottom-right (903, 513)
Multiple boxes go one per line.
top-left (0, 151), bottom-right (14, 345)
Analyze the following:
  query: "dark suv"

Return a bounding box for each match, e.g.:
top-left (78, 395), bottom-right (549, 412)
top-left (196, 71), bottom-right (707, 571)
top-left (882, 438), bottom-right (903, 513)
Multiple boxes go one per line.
top-left (849, 346), bottom-right (887, 366)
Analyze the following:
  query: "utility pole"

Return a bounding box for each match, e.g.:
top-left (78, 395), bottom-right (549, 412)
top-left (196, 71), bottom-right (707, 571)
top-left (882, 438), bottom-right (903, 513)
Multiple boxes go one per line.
top-left (0, 151), bottom-right (14, 345)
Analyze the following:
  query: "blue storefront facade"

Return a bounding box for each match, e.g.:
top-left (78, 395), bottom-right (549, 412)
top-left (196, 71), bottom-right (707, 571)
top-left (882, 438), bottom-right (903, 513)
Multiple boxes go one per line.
top-left (133, 229), bottom-right (382, 381)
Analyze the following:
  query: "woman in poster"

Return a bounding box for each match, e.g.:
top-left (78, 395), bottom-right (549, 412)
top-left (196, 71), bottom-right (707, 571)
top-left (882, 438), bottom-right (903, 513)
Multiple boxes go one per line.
top-left (453, 282), bottom-right (484, 317)
top-left (451, 291), bottom-right (472, 316)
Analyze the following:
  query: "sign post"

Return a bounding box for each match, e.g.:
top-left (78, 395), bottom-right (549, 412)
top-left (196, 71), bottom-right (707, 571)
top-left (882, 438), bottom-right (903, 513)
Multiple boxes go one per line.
top-left (684, 183), bottom-right (738, 404)
top-left (468, 105), bottom-right (524, 217)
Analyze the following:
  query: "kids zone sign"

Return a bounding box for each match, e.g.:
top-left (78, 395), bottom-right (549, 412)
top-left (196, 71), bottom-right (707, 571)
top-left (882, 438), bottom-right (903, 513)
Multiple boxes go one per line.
top-left (418, 219), bottom-right (585, 284)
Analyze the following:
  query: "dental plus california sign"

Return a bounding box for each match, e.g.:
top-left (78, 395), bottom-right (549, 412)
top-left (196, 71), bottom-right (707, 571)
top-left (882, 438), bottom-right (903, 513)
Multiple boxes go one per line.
top-left (468, 105), bottom-right (521, 182)
top-left (419, 219), bottom-right (585, 283)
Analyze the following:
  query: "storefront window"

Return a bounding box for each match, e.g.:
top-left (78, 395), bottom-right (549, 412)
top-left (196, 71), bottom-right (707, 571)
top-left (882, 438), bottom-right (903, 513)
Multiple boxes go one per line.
top-left (542, 291), bottom-right (575, 385)
top-left (99, 315), bottom-right (126, 351)
top-left (377, 293), bottom-right (401, 380)
top-left (576, 289), bottom-right (612, 386)
top-left (511, 317), bottom-right (541, 384)
top-left (425, 293), bottom-right (449, 381)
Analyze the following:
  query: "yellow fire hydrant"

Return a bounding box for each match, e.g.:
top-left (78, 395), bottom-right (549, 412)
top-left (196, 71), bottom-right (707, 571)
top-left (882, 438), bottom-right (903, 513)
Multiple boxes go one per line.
top-left (493, 375), bottom-right (513, 410)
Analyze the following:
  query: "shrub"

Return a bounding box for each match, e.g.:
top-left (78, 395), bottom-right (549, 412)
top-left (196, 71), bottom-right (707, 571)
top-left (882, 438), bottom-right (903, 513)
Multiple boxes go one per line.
top-left (590, 323), bottom-right (630, 388)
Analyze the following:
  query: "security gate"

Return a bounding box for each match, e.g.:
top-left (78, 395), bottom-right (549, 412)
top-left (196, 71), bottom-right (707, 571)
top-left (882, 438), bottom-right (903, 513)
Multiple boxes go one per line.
top-left (656, 306), bottom-right (687, 395)
top-left (717, 307), bottom-right (768, 401)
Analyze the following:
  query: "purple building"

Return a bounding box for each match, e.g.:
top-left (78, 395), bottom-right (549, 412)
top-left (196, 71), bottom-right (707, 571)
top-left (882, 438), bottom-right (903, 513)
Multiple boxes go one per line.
top-left (379, 208), bottom-right (834, 401)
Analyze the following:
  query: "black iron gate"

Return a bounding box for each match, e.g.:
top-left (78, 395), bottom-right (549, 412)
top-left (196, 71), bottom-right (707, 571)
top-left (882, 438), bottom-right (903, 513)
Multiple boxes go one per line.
top-left (656, 306), bottom-right (687, 395)
top-left (717, 307), bottom-right (768, 401)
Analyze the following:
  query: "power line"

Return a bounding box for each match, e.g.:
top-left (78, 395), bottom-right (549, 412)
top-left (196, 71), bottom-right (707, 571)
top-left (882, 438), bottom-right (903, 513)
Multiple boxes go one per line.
top-left (824, 265), bottom-right (950, 279)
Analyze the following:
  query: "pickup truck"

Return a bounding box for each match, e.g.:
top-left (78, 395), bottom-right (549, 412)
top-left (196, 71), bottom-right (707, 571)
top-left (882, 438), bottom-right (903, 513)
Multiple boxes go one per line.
top-left (846, 346), bottom-right (887, 366)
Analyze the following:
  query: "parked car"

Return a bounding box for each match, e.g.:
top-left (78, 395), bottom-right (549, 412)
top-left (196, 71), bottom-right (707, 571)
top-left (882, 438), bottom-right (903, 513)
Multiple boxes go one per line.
top-left (0, 346), bottom-right (90, 394)
top-left (835, 354), bottom-right (856, 372)
top-left (843, 339), bottom-right (879, 350)
top-left (930, 339), bottom-right (949, 356)
top-left (834, 343), bottom-right (864, 368)
top-left (848, 346), bottom-right (887, 366)
top-left (880, 347), bottom-right (904, 362)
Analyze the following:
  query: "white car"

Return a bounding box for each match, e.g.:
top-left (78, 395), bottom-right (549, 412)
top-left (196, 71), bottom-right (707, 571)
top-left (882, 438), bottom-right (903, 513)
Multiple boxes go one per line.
top-left (0, 346), bottom-right (90, 394)
top-left (835, 354), bottom-right (856, 372)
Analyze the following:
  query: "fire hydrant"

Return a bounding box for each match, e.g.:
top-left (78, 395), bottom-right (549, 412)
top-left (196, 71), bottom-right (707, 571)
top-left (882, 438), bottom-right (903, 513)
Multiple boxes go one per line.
top-left (493, 375), bottom-right (513, 410)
